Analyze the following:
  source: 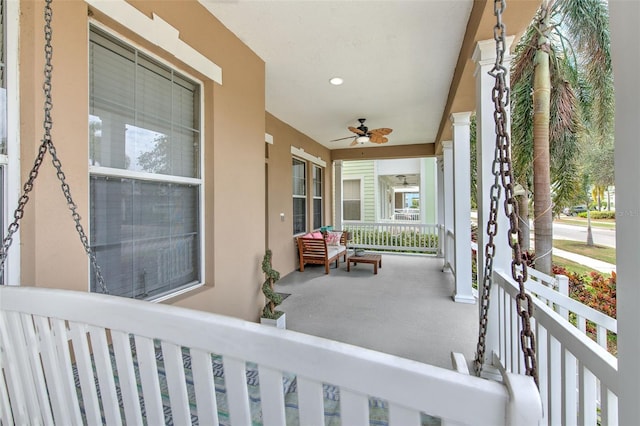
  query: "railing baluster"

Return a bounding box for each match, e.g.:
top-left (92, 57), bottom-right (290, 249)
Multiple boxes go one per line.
top-left (563, 350), bottom-right (578, 426)
top-left (297, 376), bottom-right (325, 426)
top-left (578, 364), bottom-right (597, 426)
top-left (537, 325), bottom-right (549, 425)
top-left (601, 388), bottom-right (619, 426)
top-left (597, 325), bottom-right (607, 349)
top-left (549, 335), bottom-right (562, 426)
top-left (578, 316), bottom-right (587, 334)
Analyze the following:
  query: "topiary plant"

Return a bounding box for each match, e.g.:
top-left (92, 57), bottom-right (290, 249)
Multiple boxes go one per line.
top-left (261, 249), bottom-right (283, 319)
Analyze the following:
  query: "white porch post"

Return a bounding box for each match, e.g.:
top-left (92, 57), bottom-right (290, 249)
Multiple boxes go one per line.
top-left (610, 1), bottom-right (640, 423)
top-left (442, 142), bottom-right (454, 272)
top-left (334, 160), bottom-right (343, 229)
top-left (472, 37), bottom-right (514, 364)
top-left (451, 112), bottom-right (474, 304)
top-left (436, 156), bottom-right (445, 257)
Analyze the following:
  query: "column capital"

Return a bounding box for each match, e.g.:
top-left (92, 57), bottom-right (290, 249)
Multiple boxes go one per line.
top-left (442, 140), bottom-right (453, 150)
top-left (450, 111), bottom-right (472, 126)
top-left (472, 36), bottom-right (515, 65)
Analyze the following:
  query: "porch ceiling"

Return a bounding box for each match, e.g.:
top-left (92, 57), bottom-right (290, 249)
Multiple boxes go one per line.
top-left (199, 0), bottom-right (540, 154)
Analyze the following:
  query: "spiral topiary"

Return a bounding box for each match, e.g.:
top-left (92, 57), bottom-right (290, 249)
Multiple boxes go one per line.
top-left (261, 249), bottom-right (283, 319)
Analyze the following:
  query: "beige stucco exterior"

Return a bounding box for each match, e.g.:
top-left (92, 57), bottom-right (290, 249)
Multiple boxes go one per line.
top-left (16, 0), bottom-right (312, 322)
top-left (13, 0), bottom-right (541, 322)
top-left (266, 113), bottom-right (333, 275)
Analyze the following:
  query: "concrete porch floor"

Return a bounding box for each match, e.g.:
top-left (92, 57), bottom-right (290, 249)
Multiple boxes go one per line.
top-left (275, 253), bottom-right (479, 370)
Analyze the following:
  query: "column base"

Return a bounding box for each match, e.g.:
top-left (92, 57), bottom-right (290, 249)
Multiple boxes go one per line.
top-left (453, 293), bottom-right (476, 304)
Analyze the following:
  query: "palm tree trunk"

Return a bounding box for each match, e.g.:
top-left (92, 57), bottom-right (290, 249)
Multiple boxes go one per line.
top-left (518, 192), bottom-right (530, 252)
top-left (532, 4), bottom-right (554, 275)
top-left (586, 209), bottom-right (594, 246)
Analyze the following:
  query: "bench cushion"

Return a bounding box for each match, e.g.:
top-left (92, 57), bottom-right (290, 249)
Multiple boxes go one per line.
top-left (328, 245), bottom-right (346, 258)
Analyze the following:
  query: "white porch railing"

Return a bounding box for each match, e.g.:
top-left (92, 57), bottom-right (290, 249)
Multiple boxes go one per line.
top-left (0, 286), bottom-right (542, 426)
top-left (391, 208), bottom-right (420, 221)
top-left (526, 268), bottom-right (616, 350)
top-left (343, 222), bottom-right (439, 253)
top-left (494, 269), bottom-right (618, 425)
top-left (445, 229), bottom-right (456, 275)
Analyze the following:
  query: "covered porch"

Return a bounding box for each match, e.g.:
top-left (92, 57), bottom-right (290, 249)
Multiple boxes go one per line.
top-left (275, 254), bottom-right (478, 369)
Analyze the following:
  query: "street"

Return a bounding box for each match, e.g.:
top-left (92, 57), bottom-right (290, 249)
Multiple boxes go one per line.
top-left (471, 211), bottom-right (616, 248)
top-left (552, 221), bottom-right (616, 248)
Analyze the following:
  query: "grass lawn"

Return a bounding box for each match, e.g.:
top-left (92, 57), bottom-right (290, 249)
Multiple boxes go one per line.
top-left (555, 216), bottom-right (616, 230)
top-left (552, 256), bottom-right (607, 277)
top-left (553, 239), bottom-right (616, 264)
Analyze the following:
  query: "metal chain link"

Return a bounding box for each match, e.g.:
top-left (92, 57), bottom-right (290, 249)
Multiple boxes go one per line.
top-left (474, 0), bottom-right (538, 387)
top-left (0, 0), bottom-right (108, 294)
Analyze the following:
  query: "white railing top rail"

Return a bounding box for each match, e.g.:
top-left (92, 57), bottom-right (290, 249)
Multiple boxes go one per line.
top-left (1, 286), bottom-right (541, 426)
top-left (527, 267), bottom-right (558, 288)
top-left (495, 269), bottom-right (618, 394)
top-left (343, 221), bottom-right (436, 228)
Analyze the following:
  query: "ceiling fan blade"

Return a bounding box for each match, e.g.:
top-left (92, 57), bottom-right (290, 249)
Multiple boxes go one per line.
top-left (348, 126), bottom-right (366, 136)
top-left (369, 127), bottom-right (393, 136)
top-left (369, 134), bottom-right (388, 144)
top-left (330, 136), bottom-right (357, 142)
top-left (350, 138), bottom-right (359, 146)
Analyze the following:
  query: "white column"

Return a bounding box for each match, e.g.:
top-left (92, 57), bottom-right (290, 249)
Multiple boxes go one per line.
top-left (610, 1), bottom-right (640, 423)
top-left (334, 160), bottom-right (343, 229)
top-left (472, 37), bottom-right (514, 364)
top-left (436, 156), bottom-right (445, 257)
top-left (451, 112), bottom-right (474, 304)
top-left (442, 142), bottom-right (454, 271)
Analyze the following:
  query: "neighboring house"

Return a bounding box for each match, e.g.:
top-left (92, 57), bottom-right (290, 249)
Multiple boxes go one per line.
top-left (341, 158), bottom-right (437, 225)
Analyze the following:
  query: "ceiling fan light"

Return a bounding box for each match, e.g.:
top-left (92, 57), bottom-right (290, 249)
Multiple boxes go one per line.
top-left (356, 136), bottom-right (370, 144)
top-left (329, 77), bottom-right (344, 86)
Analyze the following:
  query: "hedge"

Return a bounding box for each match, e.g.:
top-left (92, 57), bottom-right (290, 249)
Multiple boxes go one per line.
top-left (577, 211), bottom-right (616, 219)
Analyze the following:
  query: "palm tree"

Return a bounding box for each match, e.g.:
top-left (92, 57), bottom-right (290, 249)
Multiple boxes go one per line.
top-left (511, 0), bottom-right (613, 274)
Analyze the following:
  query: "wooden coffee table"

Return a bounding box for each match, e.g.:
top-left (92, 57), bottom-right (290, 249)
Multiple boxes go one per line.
top-left (347, 253), bottom-right (382, 274)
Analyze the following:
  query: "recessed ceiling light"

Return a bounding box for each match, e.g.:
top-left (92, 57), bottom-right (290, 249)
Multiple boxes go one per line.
top-left (329, 77), bottom-right (344, 86)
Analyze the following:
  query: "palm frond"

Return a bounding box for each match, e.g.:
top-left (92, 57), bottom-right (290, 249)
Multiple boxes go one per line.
top-left (561, 0), bottom-right (614, 139)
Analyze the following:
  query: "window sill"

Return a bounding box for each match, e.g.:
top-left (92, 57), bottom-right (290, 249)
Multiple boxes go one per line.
top-left (149, 282), bottom-right (206, 304)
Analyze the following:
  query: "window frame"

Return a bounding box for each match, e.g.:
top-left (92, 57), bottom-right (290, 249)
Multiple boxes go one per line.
top-left (88, 22), bottom-right (205, 302)
top-left (0, 0), bottom-right (20, 286)
top-left (312, 164), bottom-right (323, 230)
top-left (342, 178), bottom-right (363, 222)
top-left (292, 157), bottom-right (307, 235)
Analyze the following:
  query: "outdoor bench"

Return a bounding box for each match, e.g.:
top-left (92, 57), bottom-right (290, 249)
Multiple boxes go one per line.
top-left (296, 231), bottom-right (347, 274)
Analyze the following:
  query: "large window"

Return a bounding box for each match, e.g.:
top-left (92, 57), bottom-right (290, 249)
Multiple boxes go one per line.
top-left (292, 158), bottom-right (306, 235)
top-left (89, 26), bottom-right (202, 300)
top-left (312, 165), bottom-right (322, 230)
top-left (343, 179), bottom-right (362, 221)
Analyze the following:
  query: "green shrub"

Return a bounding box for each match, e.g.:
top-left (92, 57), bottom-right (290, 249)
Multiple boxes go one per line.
top-left (577, 211), bottom-right (616, 219)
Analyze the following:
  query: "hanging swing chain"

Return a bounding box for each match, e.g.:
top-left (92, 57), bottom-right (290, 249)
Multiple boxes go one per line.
top-left (0, 0), bottom-right (108, 294)
top-left (474, 0), bottom-right (538, 387)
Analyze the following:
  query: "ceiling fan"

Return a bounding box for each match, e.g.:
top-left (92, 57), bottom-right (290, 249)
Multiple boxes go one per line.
top-left (396, 175), bottom-right (409, 186)
top-left (330, 118), bottom-right (393, 146)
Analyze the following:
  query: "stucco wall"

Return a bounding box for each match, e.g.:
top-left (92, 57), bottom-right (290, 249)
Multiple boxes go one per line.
top-left (19, 0), bottom-right (266, 321)
top-left (265, 113), bottom-right (333, 275)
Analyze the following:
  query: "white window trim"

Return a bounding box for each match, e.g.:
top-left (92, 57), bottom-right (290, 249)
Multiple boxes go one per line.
top-left (88, 25), bottom-right (206, 300)
top-left (312, 164), bottom-right (323, 230)
top-left (292, 156), bottom-right (307, 236)
top-left (85, 0), bottom-right (222, 84)
top-left (2, 0), bottom-right (21, 285)
top-left (290, 146), bottom-right (326, 168)
top-left (343, 177), bottom-right (364, 222)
